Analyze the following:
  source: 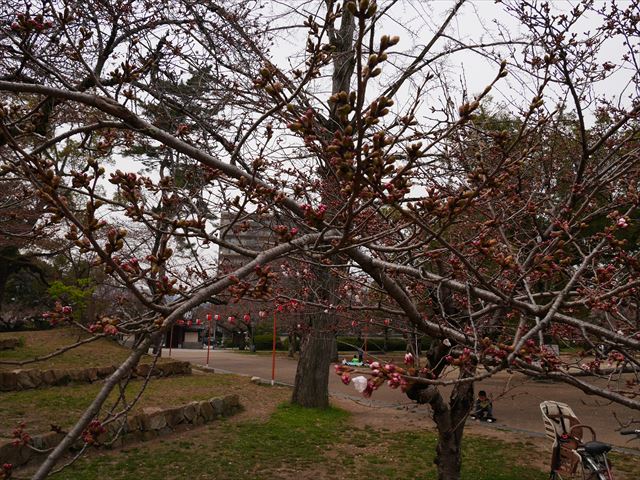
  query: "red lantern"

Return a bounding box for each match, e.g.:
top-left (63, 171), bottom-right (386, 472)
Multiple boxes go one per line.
top-left (259, 310), bottom-right (267, 319)
top-left (228, 316), bottom-right (236, 324)
top-left (196, 318), bottom-right (202, 325)
top-left (187, 320), bottom-right (193, 327)
top-left (214, 314), bottom-right (221, 321)
top-left (351, 320), bottom-right (357, 328)
top-left (243, 313), bottom-right (251, 323)
top-left (277, 304), bottom-right (284, 312)
top-left (177, 319), bottom-right (185, 326)
top-left (384, 319), bottom-right (390, 326)
top-left (206, 313), bottom-right (212, 321)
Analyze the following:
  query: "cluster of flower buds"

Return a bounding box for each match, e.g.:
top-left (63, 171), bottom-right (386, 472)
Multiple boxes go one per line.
top-left (1, 462), bottom-right (12, 480)
top-left (10, 13), bottom-right (53, 33)
top-left (11, 423), bottom-right (30, 447)
top-left (327, 127), bottom-right (356, 181)
top-left (549, 323), bottom-right (580, 341)
top-left (145, 252), bottom-right (170, 276)
top-left (88, 316), bottom-right (120, 336)
top-left (445, 347), bottom-right (473, 366)
top-left (119, 256), bottom-right (141, 275)
top-left (595, 264), bottom-right (617, 284)
top-left (301, 203), bottom-right (327, 223)
top-left (273, 224), bottom-right (299, 242)
top-left (329, 90), bottom-right (356, 128)
top-left (253, 64), bottom-right (284, 97)
top-left (580, 359), bottom-right (602, 373)
top-left (105, 227), bottom-right (127, 255)
top-left (42, 302), bottom-right (73, 326)
top-left (155, 275), bottom-right (178, 295)
top-left (335, 360), bottom-right (419, 398)
top-left (82, 420), bottom-right (106, 445)
top-left (381, 178), bottom-right (410, 204)
top-left (616, 217), bottom-right (629, 229)
top-left (108, 170), bottom-right (144, 216)
top-left (608, 350), bottom-right (625, 365)
top-left (346, 0), bottom-right (378, 19)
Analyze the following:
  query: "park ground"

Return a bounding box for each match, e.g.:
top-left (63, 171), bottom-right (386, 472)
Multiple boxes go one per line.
top-left (1, 330), bottom-right (638, 479)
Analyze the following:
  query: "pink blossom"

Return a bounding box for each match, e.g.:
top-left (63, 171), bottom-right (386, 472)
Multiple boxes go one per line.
top-left (404, 352), bottom-right (414, 365)
top-left (341, 373), bottom-right (351, 385)
top-left (370, 361), bottom-right (381, 369)
top-left (104, 324), bottom-right (118, 335)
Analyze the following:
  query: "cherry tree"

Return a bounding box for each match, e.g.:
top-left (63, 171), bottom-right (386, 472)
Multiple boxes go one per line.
top-left (1, 1), bottom-right (639, 479)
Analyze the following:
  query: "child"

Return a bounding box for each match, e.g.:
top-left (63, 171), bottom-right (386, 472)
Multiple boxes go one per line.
top-left (472, 390), bottom-right (495, 422)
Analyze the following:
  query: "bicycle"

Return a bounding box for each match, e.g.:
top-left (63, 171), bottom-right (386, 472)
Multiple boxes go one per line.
top-left (540, 401), bottom-right (625, 480)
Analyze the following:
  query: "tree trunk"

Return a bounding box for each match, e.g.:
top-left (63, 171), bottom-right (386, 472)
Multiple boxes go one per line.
top-left (408, 365), bottom-right (475, 480)
top-left (291, 2), bottom-right (355, 409)
top-left (433, 379), bottom-right (474, 480)
top-left (291, 314), bottom-right (334, 408)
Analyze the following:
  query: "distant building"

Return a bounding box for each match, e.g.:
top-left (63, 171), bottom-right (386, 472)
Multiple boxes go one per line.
top-left (217, 212), bottom-right (278, 272)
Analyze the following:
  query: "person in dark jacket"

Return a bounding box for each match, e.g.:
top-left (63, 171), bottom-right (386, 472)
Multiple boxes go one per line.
top-left (471, 390), bottom-right (495, 422)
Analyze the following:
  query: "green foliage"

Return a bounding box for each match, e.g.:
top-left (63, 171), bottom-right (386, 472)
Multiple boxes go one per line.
top-left (47, 278), bottom-right (94, 320)
top-left (253, 334), bottom-right (286, 351)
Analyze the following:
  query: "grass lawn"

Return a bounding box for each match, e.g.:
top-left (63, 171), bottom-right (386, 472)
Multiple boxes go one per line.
top-left (0, 372), bottom-right (275, 439)
top-left (6, 374), bottom-right (637, 480)
top-left (0, 327), bottom-right (137, 371)
top-left (3, 330), bottom-right (637, 480)
top-left (51, 403), bottom-right (551, 480)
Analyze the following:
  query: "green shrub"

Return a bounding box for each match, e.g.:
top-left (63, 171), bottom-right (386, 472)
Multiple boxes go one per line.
top-left (253, 334), bottom-right (286, 351)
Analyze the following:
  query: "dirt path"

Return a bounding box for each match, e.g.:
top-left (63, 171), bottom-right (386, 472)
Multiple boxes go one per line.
top-left (167, 349), bottom-right (640, 451)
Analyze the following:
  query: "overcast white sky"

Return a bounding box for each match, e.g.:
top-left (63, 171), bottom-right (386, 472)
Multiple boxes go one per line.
top-left (106, 0), bottom-right (637, 194)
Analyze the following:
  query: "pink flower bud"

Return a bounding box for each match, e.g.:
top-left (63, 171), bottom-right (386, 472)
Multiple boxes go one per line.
top-left (404, 352), bottom-right (414, 365)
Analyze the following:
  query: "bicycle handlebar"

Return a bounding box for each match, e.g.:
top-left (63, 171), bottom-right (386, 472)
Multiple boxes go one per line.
top-left (620, 429), bottom-right (640, 435)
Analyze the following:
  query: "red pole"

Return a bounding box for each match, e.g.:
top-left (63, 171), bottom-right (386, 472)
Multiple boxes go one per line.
top-left (206, 319), bottom-right (212, 366)
top-left (271, 309), bottom-right (277, 385)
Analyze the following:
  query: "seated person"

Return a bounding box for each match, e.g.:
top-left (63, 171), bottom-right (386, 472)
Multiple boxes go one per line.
top-left (471, 390), bottom-right (495, 422)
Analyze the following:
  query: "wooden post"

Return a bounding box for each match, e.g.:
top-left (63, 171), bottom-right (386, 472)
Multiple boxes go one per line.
top-left (168, 326), bottom-right (174, 358)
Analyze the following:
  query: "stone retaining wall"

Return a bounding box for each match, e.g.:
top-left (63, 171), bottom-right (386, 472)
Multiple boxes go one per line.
top-left (0, 361), bottom-right (192, 392)
top-left (0, 338), bottom-right (20, 350)
top-left (0, 394), bottom-right (240, 468)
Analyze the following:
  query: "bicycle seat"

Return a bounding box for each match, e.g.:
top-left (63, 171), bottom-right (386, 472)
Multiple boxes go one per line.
top-left (583, 441), bottom-right (611, 456)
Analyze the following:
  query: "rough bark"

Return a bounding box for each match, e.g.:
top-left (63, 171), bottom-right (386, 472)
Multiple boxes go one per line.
top-left (291, 2), bottom-right (355, 408)
top-left (408, 370), bottom-right (475, 480)
top-left (291, 312), bottom-right (334, 408)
